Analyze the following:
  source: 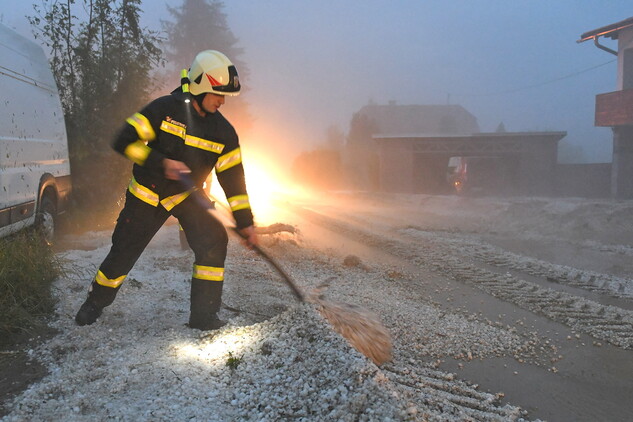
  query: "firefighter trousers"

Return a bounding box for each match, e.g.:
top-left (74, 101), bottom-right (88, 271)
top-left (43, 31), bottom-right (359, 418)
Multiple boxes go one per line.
top-left (84, 190), bottom-right (229, 324)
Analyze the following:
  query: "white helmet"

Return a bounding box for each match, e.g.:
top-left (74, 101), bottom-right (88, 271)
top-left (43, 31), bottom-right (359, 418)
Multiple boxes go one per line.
top-left (188, 50), bottom-right (240, 96)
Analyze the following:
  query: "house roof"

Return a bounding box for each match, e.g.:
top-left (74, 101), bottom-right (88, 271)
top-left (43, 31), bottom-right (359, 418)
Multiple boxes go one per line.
top-left (578, 16), bottom-right (633, 42)
top-left (356, 103), bottom-right (480, 136)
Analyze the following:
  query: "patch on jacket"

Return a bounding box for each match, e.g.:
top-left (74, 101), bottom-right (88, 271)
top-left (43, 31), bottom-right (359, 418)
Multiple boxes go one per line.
top-left (165, 116), bottom-right (186, 129)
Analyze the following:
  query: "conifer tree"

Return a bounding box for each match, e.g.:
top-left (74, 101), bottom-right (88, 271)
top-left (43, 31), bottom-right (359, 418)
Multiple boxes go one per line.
top-left (161, 0), bottom-right (253, 134)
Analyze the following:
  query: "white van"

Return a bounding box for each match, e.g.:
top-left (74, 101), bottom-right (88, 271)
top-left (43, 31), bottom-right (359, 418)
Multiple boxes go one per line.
top-left (0, 23), bottom-right (72, 241)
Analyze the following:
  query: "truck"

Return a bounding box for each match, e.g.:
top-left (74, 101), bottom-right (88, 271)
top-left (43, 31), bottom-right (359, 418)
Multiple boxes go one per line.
top-left (447, 156), bottom-right (512, 195)
top-left (0, 23), bottom-right (72, 242)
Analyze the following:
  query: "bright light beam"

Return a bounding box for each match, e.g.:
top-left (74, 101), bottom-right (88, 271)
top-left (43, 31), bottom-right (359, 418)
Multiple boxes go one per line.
top-left (173, 329), bottom-right (259, 362)
top-left (209, 150), bottom-right (309, 225)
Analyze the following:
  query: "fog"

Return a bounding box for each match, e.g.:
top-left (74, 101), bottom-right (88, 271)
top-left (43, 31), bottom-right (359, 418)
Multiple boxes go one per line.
top-left (220, 0), bottom-right (629, 164)
top-left (2, 1), bottom-right (631, 165)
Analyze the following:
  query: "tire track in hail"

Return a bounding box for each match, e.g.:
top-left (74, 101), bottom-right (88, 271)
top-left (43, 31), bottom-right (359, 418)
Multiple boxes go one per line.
top-left (382, 362), bottom-right (528, 421)
top-left (287, 203), bottom-right (633, 350)
top-left (426, 231), bottom-right (632, 300)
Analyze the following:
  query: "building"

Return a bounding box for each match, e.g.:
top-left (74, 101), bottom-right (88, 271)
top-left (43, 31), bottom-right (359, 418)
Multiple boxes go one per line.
top-left (578, 16), bottom-right (633, 198)
top-left (346, 102), bottom-right (565, 195)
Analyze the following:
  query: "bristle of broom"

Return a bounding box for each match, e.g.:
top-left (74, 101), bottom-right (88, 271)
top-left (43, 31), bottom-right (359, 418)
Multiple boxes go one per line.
top-left (310, 297), bottom-right (392, 366)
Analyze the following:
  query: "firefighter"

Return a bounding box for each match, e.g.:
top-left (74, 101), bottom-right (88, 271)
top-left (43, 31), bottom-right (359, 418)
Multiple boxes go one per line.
top-left (75, 50), bottom-right (257, 330)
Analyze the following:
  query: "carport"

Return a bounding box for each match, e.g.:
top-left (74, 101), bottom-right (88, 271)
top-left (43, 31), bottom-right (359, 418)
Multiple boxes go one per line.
top-left (375, 131), bottom-right (566, 194)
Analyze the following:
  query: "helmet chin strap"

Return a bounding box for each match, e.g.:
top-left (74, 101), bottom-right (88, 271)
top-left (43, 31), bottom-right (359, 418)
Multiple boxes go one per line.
top-left (192, 94), bottom-right (208, 116)
top-left (193, 94), bottom-right (206, 108)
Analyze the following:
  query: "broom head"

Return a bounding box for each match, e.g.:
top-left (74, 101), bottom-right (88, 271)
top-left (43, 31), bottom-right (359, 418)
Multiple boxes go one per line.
top-left (309, 295), bottom-right (392, 366)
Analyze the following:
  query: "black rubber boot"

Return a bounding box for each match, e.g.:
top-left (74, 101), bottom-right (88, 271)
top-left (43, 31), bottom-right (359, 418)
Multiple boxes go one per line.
top-left (75, 281), bottom-right (120, 326)
top-left (75, 300), bottom-right (103, 326)
top-left (188, 279), bottom-right (225, 330)
top-left (188, 314), bottom-right (226, 331)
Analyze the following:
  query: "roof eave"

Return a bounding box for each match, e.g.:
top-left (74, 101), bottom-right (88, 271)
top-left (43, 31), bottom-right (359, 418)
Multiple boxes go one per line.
top-left (578, 16), bottom-right (633, 43)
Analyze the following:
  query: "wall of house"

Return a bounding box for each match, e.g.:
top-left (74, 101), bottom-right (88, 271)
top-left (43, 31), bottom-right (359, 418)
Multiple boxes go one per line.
top-left (377, 139), bottom-right (415, 192)
top-left (617, 26), bottom-right (633, 90)
top-left (611, 26), bottom-right (633, 198)
top-left (611, 126), bottom-right (633, 198)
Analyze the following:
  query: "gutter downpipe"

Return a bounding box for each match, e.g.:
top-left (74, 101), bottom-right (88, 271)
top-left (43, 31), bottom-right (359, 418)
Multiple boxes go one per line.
top-left (593, 36), bottom-right (618, 56)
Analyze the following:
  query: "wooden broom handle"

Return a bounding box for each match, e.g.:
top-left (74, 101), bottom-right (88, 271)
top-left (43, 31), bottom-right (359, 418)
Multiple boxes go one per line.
top-left (231, 227), bottom-right (305, 302)
top-left (179, 174), bottom-right (305, 302)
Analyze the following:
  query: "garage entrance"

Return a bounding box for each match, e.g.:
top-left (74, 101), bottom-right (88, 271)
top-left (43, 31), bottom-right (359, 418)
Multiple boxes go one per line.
top-left (376, 132), bottom-right (566, 195)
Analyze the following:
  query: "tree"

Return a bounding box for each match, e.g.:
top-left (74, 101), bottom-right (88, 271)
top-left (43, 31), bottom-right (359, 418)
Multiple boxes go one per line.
top-left (29, 0), bottom-right (163, 215)
top-left (345, 112), bottom-right (380, 189)
top-left (291, 149), bottom-right (345, 191)
top-left (161, 0), bottom-right (253, 135)
top-left (326, 125), bottom-right (345, 149)
top-left (558, 139), bottom-right (587, 164)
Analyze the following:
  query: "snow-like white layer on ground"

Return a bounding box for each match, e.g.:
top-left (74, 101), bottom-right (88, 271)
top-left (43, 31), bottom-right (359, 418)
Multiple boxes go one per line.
top-left (12, 191), bottom-right (632, 421)
top-left (2, 225), bottom-right (411, 421)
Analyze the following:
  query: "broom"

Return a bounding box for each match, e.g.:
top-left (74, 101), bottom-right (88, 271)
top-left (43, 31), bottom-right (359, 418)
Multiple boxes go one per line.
top-left (180, 176), bottom-right (392, 365)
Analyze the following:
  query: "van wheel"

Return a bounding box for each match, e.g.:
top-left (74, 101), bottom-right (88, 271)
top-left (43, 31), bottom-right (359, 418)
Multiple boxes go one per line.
top-left (36, 195), bottom-right (56, 244)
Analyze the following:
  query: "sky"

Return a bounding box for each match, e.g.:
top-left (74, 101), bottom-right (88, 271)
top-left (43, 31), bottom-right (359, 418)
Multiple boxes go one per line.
top-left (2, 0), bottom-right (631, 163)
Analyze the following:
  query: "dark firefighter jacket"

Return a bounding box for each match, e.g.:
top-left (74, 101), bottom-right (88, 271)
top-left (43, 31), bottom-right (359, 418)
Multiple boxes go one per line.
top-left (112, 89), bottom-right (254, 229)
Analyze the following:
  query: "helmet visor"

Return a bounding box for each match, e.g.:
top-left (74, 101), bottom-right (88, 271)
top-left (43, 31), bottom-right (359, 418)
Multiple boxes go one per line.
top-left (212, 65), bottom-right (240, 94)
